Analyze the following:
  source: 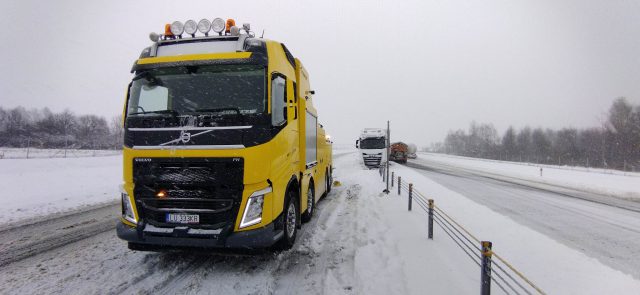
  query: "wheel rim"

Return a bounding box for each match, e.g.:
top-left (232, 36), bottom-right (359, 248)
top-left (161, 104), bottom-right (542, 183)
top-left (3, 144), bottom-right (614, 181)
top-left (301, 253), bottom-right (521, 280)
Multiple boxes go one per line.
top-left (286, 202), bottom-right (296, 238)
top-left (307, 188), bottom-right (313, 214)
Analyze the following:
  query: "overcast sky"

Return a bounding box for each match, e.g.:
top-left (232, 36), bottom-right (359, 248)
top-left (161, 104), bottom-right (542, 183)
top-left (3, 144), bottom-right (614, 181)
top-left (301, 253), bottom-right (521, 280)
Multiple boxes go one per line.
top-left (1, 0), bottom-right (639, 146)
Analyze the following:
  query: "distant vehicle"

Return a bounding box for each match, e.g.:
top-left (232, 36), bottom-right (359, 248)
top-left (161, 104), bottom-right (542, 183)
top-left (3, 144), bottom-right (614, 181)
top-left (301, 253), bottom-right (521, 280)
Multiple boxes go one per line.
top-left (356, 128), bottom-right (387, 167)
top-left (407, 143), bottom-right (417, 159)
top-left (389, 142), bottom-right (408, 163)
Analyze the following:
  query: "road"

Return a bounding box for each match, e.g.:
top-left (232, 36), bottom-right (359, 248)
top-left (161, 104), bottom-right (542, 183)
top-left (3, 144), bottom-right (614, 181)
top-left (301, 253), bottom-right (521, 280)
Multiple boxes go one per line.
top-left (406, 157), bottom-right (640, 280)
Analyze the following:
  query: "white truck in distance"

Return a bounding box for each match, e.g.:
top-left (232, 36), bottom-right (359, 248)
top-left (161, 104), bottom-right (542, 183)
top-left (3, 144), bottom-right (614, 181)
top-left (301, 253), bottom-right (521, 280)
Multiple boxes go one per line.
top-left (356, 128), bottom-right (387, 167)
top-left (407, 143), bottom-right (417, 159)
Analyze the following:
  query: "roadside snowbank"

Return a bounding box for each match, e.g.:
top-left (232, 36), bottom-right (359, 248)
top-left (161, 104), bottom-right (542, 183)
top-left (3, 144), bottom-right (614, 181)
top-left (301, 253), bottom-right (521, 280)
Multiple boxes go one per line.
top-left (331, 153), bottom-right (478, 294)
top-left (389, 161), bottom-right (640, 294)
top-left (418, 152), bottom-right (640, 200)
top-left (0, 156), bottom-right (121, 224)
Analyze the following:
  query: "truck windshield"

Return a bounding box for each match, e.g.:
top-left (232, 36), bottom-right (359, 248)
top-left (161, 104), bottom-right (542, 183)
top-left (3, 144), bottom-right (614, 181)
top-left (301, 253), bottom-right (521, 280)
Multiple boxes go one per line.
top-left (127, 65), bottom-right (266, 117)
top-left (360, 137), bottom-right (386, 149)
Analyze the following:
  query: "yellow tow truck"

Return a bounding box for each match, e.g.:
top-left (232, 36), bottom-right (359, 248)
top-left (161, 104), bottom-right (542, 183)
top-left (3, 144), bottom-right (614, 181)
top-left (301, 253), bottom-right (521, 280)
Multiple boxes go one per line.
top-left (116, 18), bottom-right (332, 250)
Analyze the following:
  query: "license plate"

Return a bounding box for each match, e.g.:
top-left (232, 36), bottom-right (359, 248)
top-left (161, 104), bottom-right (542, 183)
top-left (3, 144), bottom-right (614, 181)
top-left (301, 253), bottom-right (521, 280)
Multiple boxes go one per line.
top-left (165, 213), bottom-right (199, 224)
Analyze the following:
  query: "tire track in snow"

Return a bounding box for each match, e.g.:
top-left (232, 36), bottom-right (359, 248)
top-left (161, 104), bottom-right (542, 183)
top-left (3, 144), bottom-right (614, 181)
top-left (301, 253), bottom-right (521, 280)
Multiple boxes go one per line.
top-left (0, 202), bottom-right (118, 267)
top-left (272, 184), bottom-right (359, 295)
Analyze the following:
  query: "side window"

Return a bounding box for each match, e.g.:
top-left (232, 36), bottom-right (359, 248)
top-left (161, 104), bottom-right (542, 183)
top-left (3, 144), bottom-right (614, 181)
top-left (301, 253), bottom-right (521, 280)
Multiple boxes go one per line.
top-left (271, 75), bottom-right (286, 126)
top-left (130, 85), bottom-right (169, 114)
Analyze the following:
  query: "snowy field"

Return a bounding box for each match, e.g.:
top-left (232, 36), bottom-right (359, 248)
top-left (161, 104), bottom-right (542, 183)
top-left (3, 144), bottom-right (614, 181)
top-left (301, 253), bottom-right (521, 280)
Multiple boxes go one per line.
top-left (0, 147), bottom-right (121, 159)
top-left (0, 155), bottom-right (121, 225)
top-left (418, 152), bottom-right (640, 201)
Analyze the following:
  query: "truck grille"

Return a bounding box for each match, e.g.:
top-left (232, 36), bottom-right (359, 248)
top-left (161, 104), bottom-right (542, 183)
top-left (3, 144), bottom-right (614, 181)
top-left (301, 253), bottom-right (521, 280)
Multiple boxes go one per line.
top-left (363, 155), bottom-right (382, 167)
top-left (133, 157), bottom-right (243, 229)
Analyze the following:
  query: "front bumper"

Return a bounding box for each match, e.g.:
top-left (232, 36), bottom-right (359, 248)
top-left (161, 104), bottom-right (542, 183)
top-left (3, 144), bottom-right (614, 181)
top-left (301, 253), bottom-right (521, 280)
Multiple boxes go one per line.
top-left (117, 221), bottom-right (284, 250)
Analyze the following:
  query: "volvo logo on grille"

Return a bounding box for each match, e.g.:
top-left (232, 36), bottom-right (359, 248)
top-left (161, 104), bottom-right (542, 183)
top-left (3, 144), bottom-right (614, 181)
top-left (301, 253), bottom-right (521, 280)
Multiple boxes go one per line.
top-left (180, 130), bottom-right (191, 143)
top-left (135, 158), bottom-right (152, 162)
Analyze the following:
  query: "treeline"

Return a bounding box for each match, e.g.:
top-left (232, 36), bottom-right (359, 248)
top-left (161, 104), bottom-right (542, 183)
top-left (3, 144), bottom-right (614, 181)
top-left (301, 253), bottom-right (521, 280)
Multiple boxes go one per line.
top-left (432, 98), bottom-right (640, 171)
top-left (0, 106), bottom-right (123, 149)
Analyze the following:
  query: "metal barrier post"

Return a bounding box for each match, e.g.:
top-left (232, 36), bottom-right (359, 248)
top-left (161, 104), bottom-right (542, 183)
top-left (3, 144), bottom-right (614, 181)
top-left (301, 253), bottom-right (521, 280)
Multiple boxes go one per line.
top-left (428, 199), bottom-right (434, 239)
top-left (481, 241), bottom-right (493, 295)
top-left (391, 172), bottom-right (394, 187)
top-left (397, 177), bottom-right (401, 195)
top-left (408, 183), bottom-right (413, 211)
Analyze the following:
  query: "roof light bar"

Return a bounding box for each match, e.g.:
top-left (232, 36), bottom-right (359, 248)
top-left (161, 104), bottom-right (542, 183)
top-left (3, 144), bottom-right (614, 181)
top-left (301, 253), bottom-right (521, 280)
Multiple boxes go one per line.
top-left (152, 18), bottom-right (253, 41)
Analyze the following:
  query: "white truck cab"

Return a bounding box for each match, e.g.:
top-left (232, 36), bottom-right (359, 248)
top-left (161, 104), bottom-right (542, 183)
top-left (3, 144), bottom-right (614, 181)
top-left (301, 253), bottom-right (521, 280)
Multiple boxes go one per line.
top-left (356, 128), bottom-right (387, 168)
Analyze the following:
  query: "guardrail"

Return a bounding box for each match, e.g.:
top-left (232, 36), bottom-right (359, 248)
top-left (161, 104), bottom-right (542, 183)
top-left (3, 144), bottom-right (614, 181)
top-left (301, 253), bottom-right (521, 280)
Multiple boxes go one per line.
top-left (379, 166), bottom-right (546, 295)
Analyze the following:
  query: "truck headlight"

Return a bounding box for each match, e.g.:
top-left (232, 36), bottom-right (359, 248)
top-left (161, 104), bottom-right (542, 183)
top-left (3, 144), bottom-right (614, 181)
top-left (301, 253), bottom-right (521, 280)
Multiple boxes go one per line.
top-left (239, 186), bottom-right (271, 228)
top-left (120, 185), bottom-right (137, 224)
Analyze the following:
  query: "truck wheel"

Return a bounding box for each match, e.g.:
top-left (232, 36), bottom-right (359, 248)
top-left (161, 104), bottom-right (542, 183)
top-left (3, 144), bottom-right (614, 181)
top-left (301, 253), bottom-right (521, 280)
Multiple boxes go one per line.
top-left (277, 190), bottom-right (299, 249)
top-left (301, 183), bottom-right (315, 223)
top-left (326, 169), bottom-right (332, 194)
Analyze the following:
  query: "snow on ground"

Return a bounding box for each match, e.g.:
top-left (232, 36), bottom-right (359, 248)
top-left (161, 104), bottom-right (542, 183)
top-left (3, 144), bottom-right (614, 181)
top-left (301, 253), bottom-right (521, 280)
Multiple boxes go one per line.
top-left (0, 150), bottom-right (478, 295)
top-left (418, 152), bottom-right (640, 200)
top-left (0, 147), bottom-right (121, 159)
top-left (388, 160), bottom-right (640, 294)
top-left (0, 155), bottom-right (121, 225)
top-left (2, 149), bottom-right (639, 294)
top-left (320, 151), bottom-right (478, 294)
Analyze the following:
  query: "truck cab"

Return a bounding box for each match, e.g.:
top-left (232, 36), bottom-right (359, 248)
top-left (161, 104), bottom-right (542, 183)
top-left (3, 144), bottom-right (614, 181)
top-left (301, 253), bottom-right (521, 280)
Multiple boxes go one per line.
top-left (116, 18), bottom-right (332, 250)
top-left (356, 128), bottom-right (387, 168)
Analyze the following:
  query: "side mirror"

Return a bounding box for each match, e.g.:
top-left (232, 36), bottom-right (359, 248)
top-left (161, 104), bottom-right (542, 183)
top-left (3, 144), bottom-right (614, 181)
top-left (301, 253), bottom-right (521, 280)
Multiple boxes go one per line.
top-left (355, 139), bottom-right (359, 148)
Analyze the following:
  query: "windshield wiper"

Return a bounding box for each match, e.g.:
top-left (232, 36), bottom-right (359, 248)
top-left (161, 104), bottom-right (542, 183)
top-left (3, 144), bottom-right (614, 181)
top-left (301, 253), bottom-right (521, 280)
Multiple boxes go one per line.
top-left (128, 109), bottom-right (179, 116)
top-left (194, 107), bottom-right (242, 115)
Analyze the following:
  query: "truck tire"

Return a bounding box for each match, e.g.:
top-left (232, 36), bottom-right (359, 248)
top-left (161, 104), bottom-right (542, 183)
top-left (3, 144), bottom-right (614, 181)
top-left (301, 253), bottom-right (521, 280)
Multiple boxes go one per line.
top-left (301, 183), bottom-right (315, 223)
top-left (326, 169), bottom-right (332, 194)
top-left (276, 189), bottom-right (299, 249)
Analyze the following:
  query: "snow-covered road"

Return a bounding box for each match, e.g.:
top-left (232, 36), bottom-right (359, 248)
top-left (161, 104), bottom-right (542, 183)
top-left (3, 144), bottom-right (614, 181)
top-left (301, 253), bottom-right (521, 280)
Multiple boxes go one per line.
top-left (406, 156), bottom-right (640, 280)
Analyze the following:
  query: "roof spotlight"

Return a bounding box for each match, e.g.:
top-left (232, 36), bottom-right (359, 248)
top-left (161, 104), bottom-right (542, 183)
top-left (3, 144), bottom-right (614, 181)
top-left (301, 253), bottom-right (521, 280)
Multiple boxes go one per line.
top-left (211, 18), bottom-right (225, 34)
top-left (230, 25), bottom-right (240, 36)
top-left (197, 19), bottom-right (212, 35)
top-left (184, 20), bottom-right (197, 36)
top-left (170, 21), bottom-right (184, 36)
top-left (149, 32), bottom-right (160, 42)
